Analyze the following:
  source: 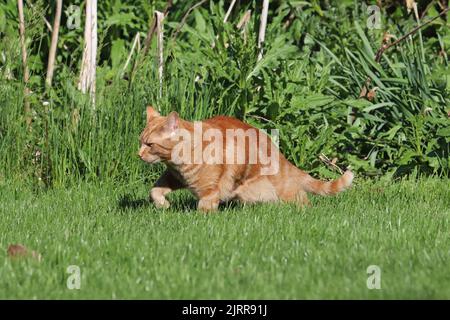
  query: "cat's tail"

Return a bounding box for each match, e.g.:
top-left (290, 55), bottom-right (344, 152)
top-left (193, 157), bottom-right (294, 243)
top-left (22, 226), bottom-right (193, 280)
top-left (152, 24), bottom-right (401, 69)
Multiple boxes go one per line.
top-left (302, 170), bottom-right (354, 196)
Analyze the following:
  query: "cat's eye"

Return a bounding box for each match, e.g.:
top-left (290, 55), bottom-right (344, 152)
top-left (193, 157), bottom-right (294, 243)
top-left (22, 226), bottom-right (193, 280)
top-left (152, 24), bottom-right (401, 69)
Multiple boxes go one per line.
top-left (146, 143), bottom-right (154, 148)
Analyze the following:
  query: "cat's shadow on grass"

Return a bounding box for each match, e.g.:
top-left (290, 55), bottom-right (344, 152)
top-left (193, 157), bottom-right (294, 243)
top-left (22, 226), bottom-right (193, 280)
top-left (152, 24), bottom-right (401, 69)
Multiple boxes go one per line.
top-left (117, 192), bottom-right (241, 212)
top-left (117, 194), bottom-right (152, 211)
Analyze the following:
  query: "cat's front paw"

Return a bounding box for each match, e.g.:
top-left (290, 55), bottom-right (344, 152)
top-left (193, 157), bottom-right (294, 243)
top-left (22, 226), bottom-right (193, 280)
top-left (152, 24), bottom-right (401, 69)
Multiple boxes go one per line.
top-left (197, 198), bottom-right (219, 212)
top-left (154, 199), bottom-right (170, 209)
top-left (150, 188), bottom-right (170, 209)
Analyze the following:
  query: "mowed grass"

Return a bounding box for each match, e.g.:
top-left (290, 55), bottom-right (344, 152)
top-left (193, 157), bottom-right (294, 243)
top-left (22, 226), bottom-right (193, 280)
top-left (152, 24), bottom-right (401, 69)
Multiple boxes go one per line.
top-left (0, 177), bottom-right (449, 299)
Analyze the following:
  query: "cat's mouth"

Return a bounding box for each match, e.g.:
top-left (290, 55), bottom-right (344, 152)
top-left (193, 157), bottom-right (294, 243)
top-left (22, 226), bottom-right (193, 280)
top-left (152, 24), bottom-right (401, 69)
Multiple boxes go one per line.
top-left (139, 155), bottom-right (162, 164)
top-left (147, 158), bottom-right (162, 164)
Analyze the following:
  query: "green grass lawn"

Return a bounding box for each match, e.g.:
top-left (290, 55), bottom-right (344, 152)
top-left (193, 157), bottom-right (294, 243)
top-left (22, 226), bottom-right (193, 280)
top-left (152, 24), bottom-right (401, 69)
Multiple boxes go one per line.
top-left (0, 177), bottom-right (449, 299)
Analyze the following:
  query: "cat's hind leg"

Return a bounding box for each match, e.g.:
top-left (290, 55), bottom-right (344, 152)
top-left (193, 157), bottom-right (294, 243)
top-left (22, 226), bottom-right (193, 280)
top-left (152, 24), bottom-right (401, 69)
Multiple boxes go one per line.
top-left (232, 177), bottom-right (278, 204)
top-left (150, 170), bottom-right (184, 209)
top-left (232, 177), bottom-right (309, 207)
top-left (197, 189), bottom-right (220, 212)
top-left (293, 190), bottom-right (310, 207)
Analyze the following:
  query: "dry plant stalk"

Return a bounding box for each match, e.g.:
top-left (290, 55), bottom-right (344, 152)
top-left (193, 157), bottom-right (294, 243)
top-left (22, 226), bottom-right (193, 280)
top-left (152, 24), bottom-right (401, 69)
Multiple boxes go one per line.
top-left (172, 0), bottom-right (208, 41)
top-left (257, 0), bottom-right (269, 61)
top-left (155, 11), bottom-right (165, 101)
top-left (142, 0), bottom-right (172, 57)
top-left (223, 0), bottom-right (237, 23)
top-left (130, 1), bottom-right (172, 86)
top-left (237, 10), bottom-right (252, 44)
top-left (406, 0), bottom-right (416, 13)
top-left (121, 32), bottom-right (140, 78)
top-left (78, 0), bottom-right (97, 105)
top-left (46, 0), bottom-right (63, 88)
top-left (237, 9), bottom-right (252, 29)
top-left (319, 153), bottom-right (345, 175)
top-left (17, 0), bottom-right (31, 128)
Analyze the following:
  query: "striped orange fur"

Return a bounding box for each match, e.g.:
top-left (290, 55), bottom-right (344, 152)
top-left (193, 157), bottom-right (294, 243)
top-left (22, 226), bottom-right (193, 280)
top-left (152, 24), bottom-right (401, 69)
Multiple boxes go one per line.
top-left (139, 106), bottom-right (353, 211)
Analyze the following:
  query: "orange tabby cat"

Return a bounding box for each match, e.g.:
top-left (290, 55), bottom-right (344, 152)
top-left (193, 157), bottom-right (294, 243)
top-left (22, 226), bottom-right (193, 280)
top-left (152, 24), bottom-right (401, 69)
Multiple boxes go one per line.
top-left (139, 106), bottom-right (353, 211)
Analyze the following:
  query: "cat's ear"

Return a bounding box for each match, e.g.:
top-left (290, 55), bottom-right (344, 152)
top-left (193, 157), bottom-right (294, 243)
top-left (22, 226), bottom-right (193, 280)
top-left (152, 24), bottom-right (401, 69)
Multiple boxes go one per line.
top-left (146, 106), bottom-right (160, 122)
top-left (165, 111), bottom-right (179, 132)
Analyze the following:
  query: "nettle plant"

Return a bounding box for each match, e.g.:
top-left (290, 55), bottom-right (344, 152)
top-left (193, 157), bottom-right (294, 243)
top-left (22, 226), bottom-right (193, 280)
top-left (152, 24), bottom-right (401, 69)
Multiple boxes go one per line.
top-left (250, 3), bottom-right (450, 178)
top-left (166, 1), bottom-right (450, 178)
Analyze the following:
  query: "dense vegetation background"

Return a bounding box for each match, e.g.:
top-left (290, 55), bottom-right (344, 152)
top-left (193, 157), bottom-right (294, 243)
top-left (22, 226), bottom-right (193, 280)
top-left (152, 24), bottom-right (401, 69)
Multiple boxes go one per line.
top-left (0, 0), bottom-right (449, 188)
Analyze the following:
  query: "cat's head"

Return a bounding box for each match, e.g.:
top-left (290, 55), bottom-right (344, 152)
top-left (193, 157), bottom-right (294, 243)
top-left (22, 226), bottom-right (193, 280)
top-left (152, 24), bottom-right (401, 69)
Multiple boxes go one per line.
top-left (138, 106), bottom-right (181, 164)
